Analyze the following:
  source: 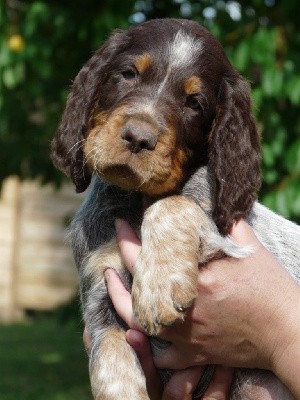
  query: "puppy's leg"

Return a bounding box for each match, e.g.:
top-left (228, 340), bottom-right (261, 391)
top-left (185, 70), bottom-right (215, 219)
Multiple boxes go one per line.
top-left (133, 195), bottom-right (249, 336)
top-left (132, 196), bottom-right (212, 335)
top-left (82, 238), bottom-right (149, 400)
top-left (90, 328), bottom-right (148, 400)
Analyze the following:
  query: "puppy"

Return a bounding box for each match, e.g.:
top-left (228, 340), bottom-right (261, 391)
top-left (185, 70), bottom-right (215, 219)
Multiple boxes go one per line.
top-left (52, 18), bottom-right (300, 399)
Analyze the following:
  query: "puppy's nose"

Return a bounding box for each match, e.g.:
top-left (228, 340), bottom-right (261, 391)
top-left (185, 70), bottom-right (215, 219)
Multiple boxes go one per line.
top-left (121, 125), bottom-right (157, 153)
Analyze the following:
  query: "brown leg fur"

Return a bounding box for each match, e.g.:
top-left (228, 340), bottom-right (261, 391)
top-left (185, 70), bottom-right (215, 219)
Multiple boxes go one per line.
top-left (132, 195), bottom-right (217, 335)
top-left (90, 328), bottom-right (149, 400)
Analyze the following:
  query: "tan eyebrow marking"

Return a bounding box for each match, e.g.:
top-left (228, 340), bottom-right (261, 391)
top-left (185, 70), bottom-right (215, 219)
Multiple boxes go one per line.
top-left (184, 76), bottom-right (203, 95)
top-left (134, 53), bottom-right (153, 74)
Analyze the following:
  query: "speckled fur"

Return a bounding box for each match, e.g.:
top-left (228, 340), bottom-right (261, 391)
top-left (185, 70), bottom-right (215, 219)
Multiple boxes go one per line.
top-left (51, 18), bottom-right (299, 399)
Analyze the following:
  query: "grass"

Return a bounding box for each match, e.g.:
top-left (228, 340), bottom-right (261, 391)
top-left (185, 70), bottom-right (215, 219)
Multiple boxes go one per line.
top-left (0, 315), bottom-right (92, 400)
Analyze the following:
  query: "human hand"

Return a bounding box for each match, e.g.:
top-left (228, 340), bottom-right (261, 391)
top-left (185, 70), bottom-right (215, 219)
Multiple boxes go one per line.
top-left (83, 325), bottom-right (233, 400)
top-left (84, 218), bottom-right (300, 398)
top-left (105, 218), bottom-right (234, 399)
top-left (152, 220), bottom-right (300, 373)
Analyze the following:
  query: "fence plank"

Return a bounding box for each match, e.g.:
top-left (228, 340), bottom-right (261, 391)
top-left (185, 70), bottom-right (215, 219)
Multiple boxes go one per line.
top-left (0, 177), bottom-right (84, 321)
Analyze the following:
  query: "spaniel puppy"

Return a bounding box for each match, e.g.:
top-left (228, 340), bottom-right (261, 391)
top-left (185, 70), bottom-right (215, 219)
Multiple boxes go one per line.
top-left (52, 18), bottom-right (299, 399)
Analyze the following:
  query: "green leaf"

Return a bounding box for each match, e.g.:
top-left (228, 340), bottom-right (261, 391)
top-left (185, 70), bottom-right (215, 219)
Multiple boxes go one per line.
top-left (286, 76), bottom-right (300, 105)
top-left (262, 143), bottom-right (275, 167)
top-left (252, 87), bottom-right (263, 109)
top-left (2, 63), bottom-right (25, 88)
top-left (262, 191), bottom-right (277, 212)
top-left (262, 68), bottom-right (283, 97)
top-left (3, 67), bottom-right (16, 88)
top-left (263, 170), bottom-right (279, 185)
top-left (292, 189), bottom-right (300, 215)
top-left (0, 43), bottom-right (11, 67)
top-left (232, 40), bottom-right (250, 71)
top-left (285, 139), bottom-right (300, 173)
top-left (250, 28), bottom-right (276, 66)
top-left (275, 190), bottom-right (290, 217)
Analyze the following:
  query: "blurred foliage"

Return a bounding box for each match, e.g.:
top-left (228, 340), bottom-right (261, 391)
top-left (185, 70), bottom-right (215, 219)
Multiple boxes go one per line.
top-left (0, 0), bottom-right (135, 186)
top-left (1, 0), bottom-right (300, 221)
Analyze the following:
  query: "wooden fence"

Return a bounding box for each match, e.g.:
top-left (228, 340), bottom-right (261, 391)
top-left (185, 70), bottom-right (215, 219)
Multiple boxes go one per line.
top-left (0, 176), bottom-right (84, 322)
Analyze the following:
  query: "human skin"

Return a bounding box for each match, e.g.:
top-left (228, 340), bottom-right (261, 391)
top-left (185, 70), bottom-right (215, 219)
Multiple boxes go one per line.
top-left (115, 219), bottom-right (300, 398)
top-left (86, 219), bottom-right (300, 399)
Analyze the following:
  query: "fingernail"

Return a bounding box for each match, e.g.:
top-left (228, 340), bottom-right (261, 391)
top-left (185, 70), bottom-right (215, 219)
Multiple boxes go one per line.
top-left (104, 268), bottom-right (112, 281)
top-left (115, 218), bottom-right (123, 233)
top-left (126, 329), bottom-right (147, 350)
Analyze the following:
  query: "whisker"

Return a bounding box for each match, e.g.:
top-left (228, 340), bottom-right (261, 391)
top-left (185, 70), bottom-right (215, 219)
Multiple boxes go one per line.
top-left (82, 148), bottom-right (95, 170)
top-left (66, 138), bottom-right (86, 156)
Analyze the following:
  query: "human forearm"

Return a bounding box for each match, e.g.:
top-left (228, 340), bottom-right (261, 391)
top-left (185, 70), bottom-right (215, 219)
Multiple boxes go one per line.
top-left (274, 343), bottom-right (300, 398)
top-left (270, 290), bottom-right (300, 399)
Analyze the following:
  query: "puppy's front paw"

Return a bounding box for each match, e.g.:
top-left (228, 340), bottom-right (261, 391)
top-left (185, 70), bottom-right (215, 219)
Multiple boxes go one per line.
top-left (132, 251), bottom-right (198, 335)
top-left (131, 195), bottom-right (217, 336)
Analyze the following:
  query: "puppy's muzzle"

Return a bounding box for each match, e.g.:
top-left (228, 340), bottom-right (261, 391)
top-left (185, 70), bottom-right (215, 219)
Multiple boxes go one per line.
top-left (121, 122), bottom-right (158, 154)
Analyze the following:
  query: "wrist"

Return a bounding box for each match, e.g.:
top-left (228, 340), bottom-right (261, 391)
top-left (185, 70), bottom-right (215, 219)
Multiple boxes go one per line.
top-left (269, 283), bottom-right (300, 397)
top-left (272, 335), bottom-right (300, 397)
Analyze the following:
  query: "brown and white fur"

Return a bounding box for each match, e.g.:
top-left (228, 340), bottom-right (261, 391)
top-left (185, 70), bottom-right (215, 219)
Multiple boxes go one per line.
top-left (51, 18), bottom-right (300, 399)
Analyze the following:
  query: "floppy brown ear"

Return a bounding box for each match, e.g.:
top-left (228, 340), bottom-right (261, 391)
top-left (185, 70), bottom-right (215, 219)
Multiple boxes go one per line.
top-left (208, 75), bottom-right (261, 235)
top-left (51, 30), bottom-right (127, 193)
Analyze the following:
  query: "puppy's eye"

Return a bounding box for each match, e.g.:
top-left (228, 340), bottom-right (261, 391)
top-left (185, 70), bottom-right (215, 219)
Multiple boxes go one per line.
top-left (185, 96), bottom-right (201, 111)
top-left (121, 68), bottom-right (138, 81)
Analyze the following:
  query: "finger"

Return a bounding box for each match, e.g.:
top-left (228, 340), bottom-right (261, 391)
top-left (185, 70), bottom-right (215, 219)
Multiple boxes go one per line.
top-left (105, 268), bottom-right (143, 331)
top-left (115, 218), bottom-right (141, 274)
top-left (163, 366), bottom-right (204, 400)
top-left (154, 344), bottom-right (185, 369)
top-left (83, 328), bottom-right (90, 353)
top-left (229, 219), bottom-right (259, 247)
top-left (202, 366), bottom-right (234, 400)
top-left (154, 345), bottom-right (204, 370)
top-left (126, 329), bottom-right (163, 400)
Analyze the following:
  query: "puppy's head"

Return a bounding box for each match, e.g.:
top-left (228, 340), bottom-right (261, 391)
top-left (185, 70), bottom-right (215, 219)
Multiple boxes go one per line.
top-left (52, 18), bottom-right (260, 233)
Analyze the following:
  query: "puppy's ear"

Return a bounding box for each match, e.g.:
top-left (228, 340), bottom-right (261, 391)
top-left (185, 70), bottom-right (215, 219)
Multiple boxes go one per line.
top-left (208, 75), bottom-right (261, 234)
top-left (51, 30), bottom-right (127, 192)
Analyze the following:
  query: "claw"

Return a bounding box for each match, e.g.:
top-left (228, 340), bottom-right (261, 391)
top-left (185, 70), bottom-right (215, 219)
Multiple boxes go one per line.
top-left (175, 305), bottom-right (185, 312)
top-left (174, 299), bottom-right (194, 313)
